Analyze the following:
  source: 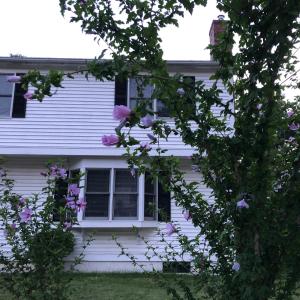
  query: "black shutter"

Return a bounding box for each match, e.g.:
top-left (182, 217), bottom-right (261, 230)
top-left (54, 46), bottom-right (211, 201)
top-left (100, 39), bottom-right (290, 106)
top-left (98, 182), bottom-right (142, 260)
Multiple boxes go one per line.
top-left (53, 174), bottom-right (69, 222)
top-left (12, 73), bottom-right (27, 118)
top-left (183, 76), bottom-right (196, 114)
top-left (158, 179), bottom-right (171, 222)
top-left (115, 76), bottom-right (128, 106)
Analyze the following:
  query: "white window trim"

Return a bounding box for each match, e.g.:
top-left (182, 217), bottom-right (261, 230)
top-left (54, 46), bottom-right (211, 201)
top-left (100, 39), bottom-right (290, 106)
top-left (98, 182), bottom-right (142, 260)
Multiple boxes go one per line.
top-left (0, 72), bottom-right (16, 118)
top-left (127, 77), bottom-right (171, 119)
top-left (72, 159), bottom-right (159, 228)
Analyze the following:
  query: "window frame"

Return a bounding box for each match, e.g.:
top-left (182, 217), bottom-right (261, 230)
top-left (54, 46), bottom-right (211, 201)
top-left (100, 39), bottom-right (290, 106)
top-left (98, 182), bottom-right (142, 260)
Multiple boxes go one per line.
top-left (0, 73), bottom-right (16, 118)
top-left (127, 77), bottom-right (171, 119)
top-left (83, 168), bottom-right (149, 221)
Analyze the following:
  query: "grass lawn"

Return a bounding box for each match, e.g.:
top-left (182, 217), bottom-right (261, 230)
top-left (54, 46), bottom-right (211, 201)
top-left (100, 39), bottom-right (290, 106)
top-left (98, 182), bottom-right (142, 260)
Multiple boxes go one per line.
top-left (0, 273), bottom-right (187, 300)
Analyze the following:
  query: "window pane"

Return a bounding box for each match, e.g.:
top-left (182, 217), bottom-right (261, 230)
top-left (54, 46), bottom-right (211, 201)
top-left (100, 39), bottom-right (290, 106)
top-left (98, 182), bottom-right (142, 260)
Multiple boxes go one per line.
top-left (85, 194), bottom-right (109, 217)
top-left (86, 169), bottom-right (110, 192)
top-left (157, 99), bottom-right (170, 117)
top-left (144, 195), bottom-right (156, 219)
top-left (113, 194), bottom-right (137, 218)
top-left (115, 170), bottom-right (137, 193)
top-left (53, 176), bottom-right (69, 222)
top-left (0, 74), bottom-right (13, 95)
top-left (0, 96), bottom-right (12, 117)
top-left (129, 78), bottom-right (153, 99)
top-left (145, 172), bottom-right (155, 194)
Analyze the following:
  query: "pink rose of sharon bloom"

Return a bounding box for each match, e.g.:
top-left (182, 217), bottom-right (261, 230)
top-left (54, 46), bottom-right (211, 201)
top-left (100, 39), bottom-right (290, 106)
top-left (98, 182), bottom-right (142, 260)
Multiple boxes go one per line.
top-left (24, 91), bottom-right (34, 100)
top-left (64, 222), bottom-right (72, 229)
top-left (288, 123), bottom-right (300, 131)
top-left (141, 115), bottom-right (154, 127)
top-left (19, 208), bottom-right (33, 223)
top-left (183, 210), bottom-right (191, 221)
top-left (77, 198), bottom-right (87, 212)
top-left (68, 184), bottom-right (80, 196)
top-left (140, 142), bottom-right (151, 150)
top-left (166, 223), bottom-right (176, 236)
top-left (236, 199), bottom-right (249, 209)
top-left (7, 75), bottom-right (21, 83)
top-left (113, 105), bottom-right (131, 121)
top-left (102, 134), bottom-right (119, 146)
top-left (287, 109), bottom-right (294, 118)
top-left (232, 262), bottom-right (240, 272)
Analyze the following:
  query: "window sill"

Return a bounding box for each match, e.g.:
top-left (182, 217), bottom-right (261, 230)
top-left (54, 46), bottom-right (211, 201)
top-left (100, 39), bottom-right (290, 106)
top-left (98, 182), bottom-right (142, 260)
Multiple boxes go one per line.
top-left (74, 220), bottom-right (158, 229)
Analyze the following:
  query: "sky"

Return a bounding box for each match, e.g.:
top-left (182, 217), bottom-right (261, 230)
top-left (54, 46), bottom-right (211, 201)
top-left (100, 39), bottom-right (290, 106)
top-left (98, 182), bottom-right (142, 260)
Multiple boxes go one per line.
top-left (0, 0), bottom-right (298, 99)
top-left (0, 0), bottom-right (222, 60)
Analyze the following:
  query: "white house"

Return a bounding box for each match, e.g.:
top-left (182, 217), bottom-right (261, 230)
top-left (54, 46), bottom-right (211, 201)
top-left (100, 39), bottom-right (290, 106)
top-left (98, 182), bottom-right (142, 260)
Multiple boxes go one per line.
top-left (0, 18), bottom-right (231, 272)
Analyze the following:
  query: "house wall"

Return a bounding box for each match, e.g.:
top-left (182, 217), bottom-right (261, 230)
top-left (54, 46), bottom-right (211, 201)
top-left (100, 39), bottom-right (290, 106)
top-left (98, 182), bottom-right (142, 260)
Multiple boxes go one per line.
top-left (0, 157), bottom-right (211, 272)
top-left (0, 72), bottom-right (232, 156)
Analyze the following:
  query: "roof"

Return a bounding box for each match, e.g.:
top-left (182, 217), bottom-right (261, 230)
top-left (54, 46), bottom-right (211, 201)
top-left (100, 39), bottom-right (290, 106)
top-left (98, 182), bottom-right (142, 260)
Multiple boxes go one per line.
top-left (0, 57), bottom-right (219, 73)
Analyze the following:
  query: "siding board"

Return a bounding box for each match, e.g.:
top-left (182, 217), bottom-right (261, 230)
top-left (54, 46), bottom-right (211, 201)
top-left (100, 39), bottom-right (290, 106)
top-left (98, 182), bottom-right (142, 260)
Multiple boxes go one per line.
top-left (0, 73), bottom-right (232, 156)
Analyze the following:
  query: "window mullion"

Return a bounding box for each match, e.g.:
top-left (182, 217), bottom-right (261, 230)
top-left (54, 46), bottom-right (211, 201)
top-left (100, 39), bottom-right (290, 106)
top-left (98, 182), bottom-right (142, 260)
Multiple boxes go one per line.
top-left (10, 74), bottom-right (16, 117)
top-left (78, 167), bottom-right (85, 222)
top-left (138, 173), bottom-right (144, 221)
top-left (108, 169), bottom-right (114, 221)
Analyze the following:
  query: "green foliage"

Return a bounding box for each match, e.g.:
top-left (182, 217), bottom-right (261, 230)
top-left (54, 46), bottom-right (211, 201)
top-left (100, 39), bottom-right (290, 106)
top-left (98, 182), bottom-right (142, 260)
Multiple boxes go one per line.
top-left (0, 165), bottom-right (88, 300)
top-left (21, 0), bottom-right (300, 299)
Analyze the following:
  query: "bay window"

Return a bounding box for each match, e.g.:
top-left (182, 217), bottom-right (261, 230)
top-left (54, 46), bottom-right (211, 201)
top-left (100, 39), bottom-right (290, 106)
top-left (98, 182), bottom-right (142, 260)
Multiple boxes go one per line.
top-left (82, 168), bottom-right (170, 222)
top-left (114, 76), bottom-right (195, 118)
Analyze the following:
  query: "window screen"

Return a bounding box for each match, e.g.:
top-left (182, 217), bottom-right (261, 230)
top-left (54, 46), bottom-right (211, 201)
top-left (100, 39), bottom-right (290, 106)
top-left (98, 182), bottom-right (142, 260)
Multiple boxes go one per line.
top-left (0, 74), bottom-right (13, 117)
top-left (85, 169), bottom-right (110, 218)
top-left (144, 172), bottom-right (156, 220)
top-left (129, 77), bottom-right (153, 110)
top-left (113, 169), bottom-right (138, 218)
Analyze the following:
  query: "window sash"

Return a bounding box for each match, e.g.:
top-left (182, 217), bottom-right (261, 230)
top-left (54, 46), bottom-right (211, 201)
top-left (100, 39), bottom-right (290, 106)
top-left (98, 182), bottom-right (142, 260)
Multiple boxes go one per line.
top-left (83, 168), bottom-right (163, 221)
top-left (0, 73), bottom-right (14, 117)
top-left (128, 77), bottom-right (170, 118)
top-left (84, 169), bottom-right (111, 219)
top-left (113, 169), bottom-right (138, 219)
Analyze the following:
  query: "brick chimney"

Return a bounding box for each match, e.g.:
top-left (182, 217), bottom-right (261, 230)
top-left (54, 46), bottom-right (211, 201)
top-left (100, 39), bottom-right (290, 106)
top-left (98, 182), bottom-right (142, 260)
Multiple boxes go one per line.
top-left (209, 15), bottom-right (227, 60)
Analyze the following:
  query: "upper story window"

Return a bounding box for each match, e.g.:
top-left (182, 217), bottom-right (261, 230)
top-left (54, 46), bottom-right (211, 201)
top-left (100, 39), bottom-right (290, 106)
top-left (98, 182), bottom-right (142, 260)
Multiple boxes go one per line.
top-left (0, 73), bottom-right (27, 118)
top-left (115, 76), bottom-right (166, 118)
top-left (114, 76), bottom-right (195, 119)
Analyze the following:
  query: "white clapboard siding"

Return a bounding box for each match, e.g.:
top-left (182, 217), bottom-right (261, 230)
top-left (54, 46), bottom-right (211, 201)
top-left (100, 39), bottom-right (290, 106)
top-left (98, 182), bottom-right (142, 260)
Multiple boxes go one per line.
top-left (1, 157), bottom-right (211, 270)
top-left (0, 73), bottom-right (232, 156)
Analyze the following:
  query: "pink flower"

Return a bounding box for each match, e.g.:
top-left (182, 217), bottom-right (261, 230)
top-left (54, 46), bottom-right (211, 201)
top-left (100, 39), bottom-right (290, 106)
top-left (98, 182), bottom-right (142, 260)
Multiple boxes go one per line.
top-left (64, 222), bottom-right (72, 229)
top-left (147, 133), bottom-right (157, 142)
top-left (177, 88), bottom-right (185, 96)
top-left (19, 208), bottom-right (33, 223)
top-left (7, 75), bottom-right (21, 83)
top-left (287, 109), bottom-right (294, 118)
top-left (19, 197), bottom-right (26, 205)
top-left (141, 115), bottom-right (154, 127)
top-left (236, 199), bottom-right (249, 209)
top-left (66, 200), bottom-right (76, 210)
top-left (232, 262), bottom-right (240, 272)
top-left (113, 105), bottom-right (131, 121)
top-left (68, 184), bottom-right (80, 196)
top-left (102, 134), bottom-right (119, 146)
top-left (50, 165), bottom-right (58, 176)
top-left (24, 91), bottom-right (34, 100)
top-left (140, 142), bottom-right (151, 150)
top-left (183, 210), bottom-right (191, 221)
top-left (288, 123), bottom-right (300, 131)
top-left (58, 168), bottom-right (67, 178)
top-left (76, 198), bottom-right (87, 212)
top-left (166, 223), bottom-right (176, 236)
